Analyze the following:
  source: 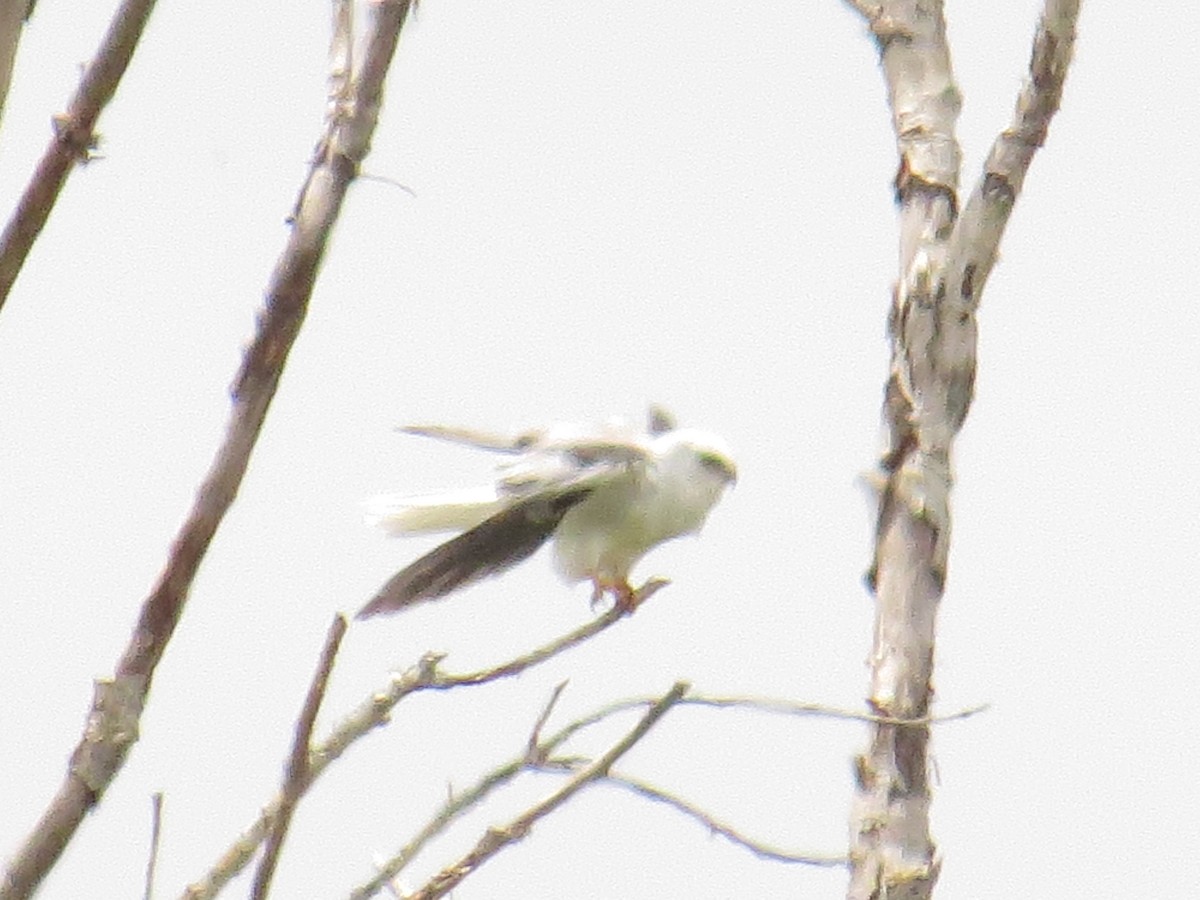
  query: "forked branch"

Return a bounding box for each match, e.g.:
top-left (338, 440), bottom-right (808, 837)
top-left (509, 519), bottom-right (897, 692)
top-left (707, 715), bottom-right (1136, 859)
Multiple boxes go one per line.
top-left (848, 2), bottom-right (1079, 898)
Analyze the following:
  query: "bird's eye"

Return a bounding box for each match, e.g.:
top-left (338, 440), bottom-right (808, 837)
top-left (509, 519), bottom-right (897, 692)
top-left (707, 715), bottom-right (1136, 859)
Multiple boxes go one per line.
top-left (697, 452), bottom-right (737, 482)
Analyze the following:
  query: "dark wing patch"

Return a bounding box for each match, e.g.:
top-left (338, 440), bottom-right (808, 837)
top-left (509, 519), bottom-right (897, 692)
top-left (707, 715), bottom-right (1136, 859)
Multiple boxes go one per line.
top-left (356, 487), bottom-right (593, 618)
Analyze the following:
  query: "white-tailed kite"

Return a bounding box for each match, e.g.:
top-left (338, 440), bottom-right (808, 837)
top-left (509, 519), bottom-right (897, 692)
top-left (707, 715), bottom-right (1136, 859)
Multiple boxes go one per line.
top-left (357, 408), bottom-right (736, 618)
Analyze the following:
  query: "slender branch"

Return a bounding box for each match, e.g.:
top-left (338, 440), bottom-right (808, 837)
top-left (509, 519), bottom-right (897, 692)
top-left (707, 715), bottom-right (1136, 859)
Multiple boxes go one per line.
top-left (943, 0), bottom-right (1080, 312)
top-left (431, 602), bottom-right (629, 686)
top-left (353, 685), bottom-right (966, 894)
top-left (526, 681), bottom-right (569, 762)
top-left (402, 682), bottom-right (690, 900)
top-left (541, 693), bottom-right (988, 740)
top-left (325, 603), bottom-right (630, 767)
top-left (2, 3), bottom-right (417, 896)
top-left (0, 0), bottom-right (158, 311)
top-left (0, 0), bottom-right (36, 128)
top-left (354, 680), bottom-right (580, 895)
top-left (251, 615), bottom-right (349, 900)
top-left (594, 769), bottom-right (845, 867)
top-left (143, 792), bottom-right (164, 900)
top-left (181, 605), bottom-right (634, 898)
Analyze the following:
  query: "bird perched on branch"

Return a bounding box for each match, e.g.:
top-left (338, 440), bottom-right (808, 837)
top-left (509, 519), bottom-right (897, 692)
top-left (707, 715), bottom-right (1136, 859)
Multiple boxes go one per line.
top-left (357, 408), bottom-right (736, 619)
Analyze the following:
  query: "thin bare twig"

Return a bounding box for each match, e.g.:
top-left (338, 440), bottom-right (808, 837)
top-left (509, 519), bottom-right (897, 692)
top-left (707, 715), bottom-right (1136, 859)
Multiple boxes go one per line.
top-left (355, 682), bottom-right (581, 895)
top-left (542, 693), bottom-right (989, 740)
top-left (251, 615), bottom-right (349, 900)
top-left (434, 601), bottom-right (631, 686)
top-left (143, 792), bottom-right (164, 900)
top-left (526, 681), bottom-right (569, 763)
top-left (353, 682), bottom-right (911, 893)
top-left (595, 769), bottom-right (846, 867)
top-left (327, 602), bottom-right (630, 764)
top-left (0, 0), bottom-right (158, 311)
top-left (182, 604), bottom-right (635, 898)
top-left (402, 682), bottom-right (690, 900)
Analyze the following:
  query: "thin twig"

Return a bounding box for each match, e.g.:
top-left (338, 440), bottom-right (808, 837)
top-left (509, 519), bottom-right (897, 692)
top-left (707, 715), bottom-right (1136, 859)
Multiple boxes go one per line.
top-left (356, 681), bottom-right (910, 892)
top-left (431, 602), bottom-right (629, 686)
top-left (403, 682), bottom-right (691, 900)
top-left (143, 792), bottom-right (164, 900)
top-left (526, 681), bottom-right (569, 763)
top-left (0, 0), bottom-right (159, 310)
top-left (544, 693), bottom-right (988, 741)
top-left (347, 693), bottom-right (978, 886)
top-left (354, 686), bottom-right (583, 897)
top-left (251, 615), bottom-right (349, 900)
top-left (183, 605), bottom-right (633, 898)
top-left (593, 769), bottom-right (846, 867)
top-left (363, 680), bottom-right (985, 895)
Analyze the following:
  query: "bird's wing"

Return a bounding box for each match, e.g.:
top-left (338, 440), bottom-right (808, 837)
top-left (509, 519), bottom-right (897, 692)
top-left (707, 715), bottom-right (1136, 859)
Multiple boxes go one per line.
top-left (399, 423), bottom-right (544, 454)
top-left (357, 486), bottom-right (594, 617)
top-left (358, 432), bottom-right (653, 617)
top-left (496, 431), bottom-right (652, 496)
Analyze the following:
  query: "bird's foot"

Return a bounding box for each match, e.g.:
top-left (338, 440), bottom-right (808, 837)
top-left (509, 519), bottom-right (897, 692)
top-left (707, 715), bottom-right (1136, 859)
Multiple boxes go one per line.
top-left (613, 581), bottom-right (639, 614)
top-left (591, 576), bottom-right (670, 615)
top-left (589, 580), bottom-right (608, 611)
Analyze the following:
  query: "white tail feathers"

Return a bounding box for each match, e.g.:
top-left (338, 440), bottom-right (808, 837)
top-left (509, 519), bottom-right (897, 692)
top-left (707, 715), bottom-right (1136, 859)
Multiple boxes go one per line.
top-left (364, 486), bottom-right (504, 535)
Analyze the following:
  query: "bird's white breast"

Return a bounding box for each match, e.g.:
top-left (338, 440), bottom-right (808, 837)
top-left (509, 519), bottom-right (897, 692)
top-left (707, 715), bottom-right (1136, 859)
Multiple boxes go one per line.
top-left (551, 430), bottom-right (735, 584)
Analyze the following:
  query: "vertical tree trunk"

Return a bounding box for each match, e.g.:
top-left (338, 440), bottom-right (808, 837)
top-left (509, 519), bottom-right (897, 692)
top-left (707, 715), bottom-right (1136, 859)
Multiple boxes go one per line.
top-left (845, 2), bottom-right (1079, 897)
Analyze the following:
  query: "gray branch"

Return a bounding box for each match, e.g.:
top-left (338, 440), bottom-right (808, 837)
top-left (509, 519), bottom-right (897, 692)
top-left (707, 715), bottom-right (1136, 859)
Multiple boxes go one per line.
top-left (847, 2), bottom-right (1080, 898)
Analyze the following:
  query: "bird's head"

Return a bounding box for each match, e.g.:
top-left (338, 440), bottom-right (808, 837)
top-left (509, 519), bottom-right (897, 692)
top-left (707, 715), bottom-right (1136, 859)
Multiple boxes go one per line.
top-left (653, 428), bottom-right (738, 498)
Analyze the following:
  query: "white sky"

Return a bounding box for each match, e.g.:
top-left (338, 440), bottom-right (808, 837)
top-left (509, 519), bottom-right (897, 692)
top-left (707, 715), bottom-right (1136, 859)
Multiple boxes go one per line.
top-left (1, 2), bottom-right (1196, 898)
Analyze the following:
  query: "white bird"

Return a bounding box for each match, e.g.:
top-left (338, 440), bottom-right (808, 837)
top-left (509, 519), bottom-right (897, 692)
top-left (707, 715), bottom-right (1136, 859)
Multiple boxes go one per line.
top-left (357, 408), bottom-right (736, 618)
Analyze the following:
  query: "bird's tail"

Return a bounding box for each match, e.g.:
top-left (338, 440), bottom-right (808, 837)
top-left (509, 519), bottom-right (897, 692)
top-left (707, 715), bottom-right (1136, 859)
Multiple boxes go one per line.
top-left (364, 486), bottom-right (505, 535)
top-left (358, 487), bottom-right (593, 618)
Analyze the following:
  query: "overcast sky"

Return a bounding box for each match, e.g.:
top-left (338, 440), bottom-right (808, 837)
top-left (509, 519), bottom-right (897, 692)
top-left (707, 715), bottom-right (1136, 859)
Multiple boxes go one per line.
top-left (2, 2), bottom-right (1197, 898)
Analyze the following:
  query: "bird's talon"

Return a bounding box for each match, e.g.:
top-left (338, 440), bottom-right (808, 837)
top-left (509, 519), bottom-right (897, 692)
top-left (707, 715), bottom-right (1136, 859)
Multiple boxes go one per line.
top-left (614, 584), bottom-right (638, 614)
top-left (610, 577), bottom-right (671, 614)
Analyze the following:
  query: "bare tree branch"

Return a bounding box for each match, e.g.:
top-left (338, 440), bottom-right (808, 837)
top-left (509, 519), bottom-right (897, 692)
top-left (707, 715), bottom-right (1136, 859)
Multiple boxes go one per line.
top-left (399, 682), bottom-right (690, 900)
top-left (594, 770), bottom-right (845, 867)
top-left (251, 615), bottom-right (349, 900)
top-left (355, 680), bottom-right (585, 895)
top-left (185, 599), bottom-right (979, 899)
top-left (354, 684), bottom-right (971, 894)
top-left (526, 681), bottom-right (569, 763)
top-left (143, 792), bottom-right (164, 900)
top-left (544, 692), bottom-right (989, 734)
top-left (944, 0), bottom-right (1081, 310)
top-left (181, 603), bottom-right (636, 898)
top-left (0, 3), bottom-right (418, 896)
top-left (0, 0), bottom-right (36, 129)
top-left (847, 2), bottom-right (1080, 898)
top-left (0, 0), bottom-right (158, 311)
